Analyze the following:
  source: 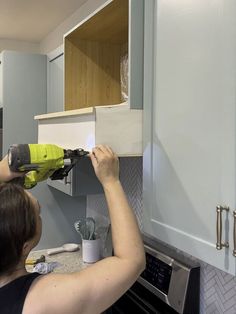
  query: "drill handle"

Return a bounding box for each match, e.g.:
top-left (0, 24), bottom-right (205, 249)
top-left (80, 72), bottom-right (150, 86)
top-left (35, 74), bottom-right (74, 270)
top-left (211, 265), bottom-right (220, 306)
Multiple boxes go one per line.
top-left (50, 160), bottom-right (77, 180)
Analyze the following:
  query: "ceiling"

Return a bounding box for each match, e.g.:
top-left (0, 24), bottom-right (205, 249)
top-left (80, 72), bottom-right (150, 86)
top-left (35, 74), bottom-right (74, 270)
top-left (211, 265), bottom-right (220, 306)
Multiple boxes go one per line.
top-left (0, 0), bottom-right (88, 43)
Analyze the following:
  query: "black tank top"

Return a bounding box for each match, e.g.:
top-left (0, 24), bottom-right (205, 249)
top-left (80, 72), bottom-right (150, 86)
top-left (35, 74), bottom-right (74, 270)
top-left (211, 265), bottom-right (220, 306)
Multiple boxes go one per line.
top-left (0, 272), bottom-right (41, 314)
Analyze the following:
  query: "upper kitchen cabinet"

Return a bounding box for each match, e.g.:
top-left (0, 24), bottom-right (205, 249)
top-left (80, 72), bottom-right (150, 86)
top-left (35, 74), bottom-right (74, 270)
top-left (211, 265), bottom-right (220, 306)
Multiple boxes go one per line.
top-left (64, 0), bottom-right (143, 110)
top-left (35, 0), bottom-right (144, 157)
top-left (143, 0), bottom-right (236, 275)
top-left (1, 51), bottom-right (47, 157)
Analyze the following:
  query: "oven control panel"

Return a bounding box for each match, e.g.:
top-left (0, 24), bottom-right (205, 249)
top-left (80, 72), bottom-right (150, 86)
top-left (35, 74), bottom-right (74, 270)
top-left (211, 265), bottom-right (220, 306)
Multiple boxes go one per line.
top-left (140, 252), bottom-right (172, 294)
top-left (137, 235), bottom-right (200, 314)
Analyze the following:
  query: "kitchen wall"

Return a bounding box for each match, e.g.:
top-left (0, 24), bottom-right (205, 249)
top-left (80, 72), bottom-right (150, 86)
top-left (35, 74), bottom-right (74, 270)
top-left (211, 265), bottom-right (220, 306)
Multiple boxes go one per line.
top-left (33, 184), bottom-right (87, 249)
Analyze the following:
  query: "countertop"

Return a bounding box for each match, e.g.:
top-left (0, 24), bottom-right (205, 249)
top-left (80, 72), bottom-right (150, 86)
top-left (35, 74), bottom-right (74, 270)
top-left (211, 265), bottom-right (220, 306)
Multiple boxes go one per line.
top-left (26, 245), bottom-right (89, 274)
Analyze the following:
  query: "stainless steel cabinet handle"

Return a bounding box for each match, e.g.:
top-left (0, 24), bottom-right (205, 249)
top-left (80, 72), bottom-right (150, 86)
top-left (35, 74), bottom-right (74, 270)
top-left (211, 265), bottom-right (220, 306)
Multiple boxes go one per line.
top-left (216, 205), bottom-right (229, 250)
top-left (233, 211), bottom-right (236, 257)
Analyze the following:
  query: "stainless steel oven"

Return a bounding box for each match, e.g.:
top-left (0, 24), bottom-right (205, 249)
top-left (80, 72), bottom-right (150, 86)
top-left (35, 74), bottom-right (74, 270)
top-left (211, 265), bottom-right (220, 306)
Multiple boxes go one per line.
top-left (106, 233), bottom-right (200, 314)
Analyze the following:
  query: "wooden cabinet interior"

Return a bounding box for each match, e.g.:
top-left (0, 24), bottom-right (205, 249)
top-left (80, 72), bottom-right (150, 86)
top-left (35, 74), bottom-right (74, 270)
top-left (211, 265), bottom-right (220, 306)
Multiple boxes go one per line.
top-left (64, 0), bottom-right (128, 110)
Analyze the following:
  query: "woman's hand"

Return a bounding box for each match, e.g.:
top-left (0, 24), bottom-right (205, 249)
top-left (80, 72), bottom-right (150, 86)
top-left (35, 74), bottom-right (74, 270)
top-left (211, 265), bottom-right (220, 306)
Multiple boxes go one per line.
top-left (0, 155), bottom-right (24, 182)
top-left (89, 145), bottom-right (119, 188)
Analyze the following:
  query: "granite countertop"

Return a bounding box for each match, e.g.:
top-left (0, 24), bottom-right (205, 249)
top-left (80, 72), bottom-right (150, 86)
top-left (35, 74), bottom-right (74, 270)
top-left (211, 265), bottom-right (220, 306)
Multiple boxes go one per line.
top-left (26, 245), bottom-right (89, 274)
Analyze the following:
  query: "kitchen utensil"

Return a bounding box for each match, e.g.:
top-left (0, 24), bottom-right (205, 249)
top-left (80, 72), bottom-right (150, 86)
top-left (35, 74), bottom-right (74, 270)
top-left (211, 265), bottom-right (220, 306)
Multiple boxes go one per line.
top-left (74, 221), bottom-right (85, 239)
top-left (47, 243), bottom-right (79, 256)
top-left (74, 217), bottom-right (95, 240)
top-left (86, 217), bottom-right (96, 240)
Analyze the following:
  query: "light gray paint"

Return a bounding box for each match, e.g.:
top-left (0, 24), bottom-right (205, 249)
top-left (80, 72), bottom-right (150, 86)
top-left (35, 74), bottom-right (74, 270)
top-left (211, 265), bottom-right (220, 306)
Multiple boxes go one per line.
top-left (142, 0), bottom-right (155, 232)
top-left (129, 0), bottom-right (144, 109)
top-left (2, 51), bottom-right (47, 154)
top-left (33, 183), bottom-right (86, 250)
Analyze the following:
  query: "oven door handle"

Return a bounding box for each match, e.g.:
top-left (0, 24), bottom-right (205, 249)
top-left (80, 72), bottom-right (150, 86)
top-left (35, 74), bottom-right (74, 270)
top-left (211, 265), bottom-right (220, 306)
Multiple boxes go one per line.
top-left (124, 289), bottom-right (158, 314)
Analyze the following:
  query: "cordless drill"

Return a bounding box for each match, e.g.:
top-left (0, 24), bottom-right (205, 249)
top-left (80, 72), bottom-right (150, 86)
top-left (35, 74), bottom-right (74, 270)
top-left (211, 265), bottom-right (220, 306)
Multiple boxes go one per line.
top-left (8, 144), bottom-right (89, 189)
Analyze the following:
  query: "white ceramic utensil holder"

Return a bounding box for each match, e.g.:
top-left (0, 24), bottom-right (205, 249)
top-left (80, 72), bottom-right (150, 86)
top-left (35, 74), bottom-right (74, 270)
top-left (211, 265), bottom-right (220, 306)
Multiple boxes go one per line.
top-left (82, 238), bottom-right (101, 263)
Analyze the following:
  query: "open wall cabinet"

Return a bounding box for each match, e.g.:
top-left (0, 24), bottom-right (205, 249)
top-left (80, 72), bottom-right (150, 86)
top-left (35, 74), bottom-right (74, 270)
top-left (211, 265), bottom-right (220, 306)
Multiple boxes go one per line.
top-left (64, 0), bottom-right (143, 111)
top-left (36, 0), bottom-right (144, 157)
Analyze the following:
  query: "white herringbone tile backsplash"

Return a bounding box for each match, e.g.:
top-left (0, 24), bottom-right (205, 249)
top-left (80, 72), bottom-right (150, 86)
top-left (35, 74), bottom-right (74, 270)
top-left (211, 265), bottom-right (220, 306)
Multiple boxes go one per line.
top-left (200, 262), bottom-right (236, 314)
top-left (87, 157), bottom-right (236, 314)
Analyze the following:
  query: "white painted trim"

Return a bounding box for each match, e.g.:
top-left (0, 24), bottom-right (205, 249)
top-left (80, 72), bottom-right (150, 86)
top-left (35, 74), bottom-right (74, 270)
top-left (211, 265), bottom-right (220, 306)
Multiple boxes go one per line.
top-left (35, 107), bottom-right (94, 120)
top-left (47, 44), bottom-right (64, 61)
top-left (36, 104), bottom-right (143, 156)
top-left (34, 103), bottom-right (129, 120)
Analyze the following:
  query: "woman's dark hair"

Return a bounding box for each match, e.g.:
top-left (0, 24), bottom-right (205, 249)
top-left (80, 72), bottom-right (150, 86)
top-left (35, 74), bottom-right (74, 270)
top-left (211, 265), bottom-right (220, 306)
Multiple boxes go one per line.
top-left (0, 183), bottom-right (37, 275)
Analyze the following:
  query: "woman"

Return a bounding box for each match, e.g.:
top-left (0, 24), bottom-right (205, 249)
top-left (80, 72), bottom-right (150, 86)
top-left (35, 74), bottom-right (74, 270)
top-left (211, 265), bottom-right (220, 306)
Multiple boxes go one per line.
top-left (0, 145), bottom-right (145, 314)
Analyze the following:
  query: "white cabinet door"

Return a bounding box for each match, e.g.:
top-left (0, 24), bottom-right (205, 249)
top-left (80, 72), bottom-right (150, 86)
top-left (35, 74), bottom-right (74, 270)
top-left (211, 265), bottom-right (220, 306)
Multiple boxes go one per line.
top-left (143, 0), bottom-right (236, 275)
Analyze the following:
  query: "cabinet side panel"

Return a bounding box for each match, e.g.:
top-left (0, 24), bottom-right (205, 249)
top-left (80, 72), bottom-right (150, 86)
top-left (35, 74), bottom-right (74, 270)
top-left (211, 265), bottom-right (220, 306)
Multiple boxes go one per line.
top-left (129, 0), bottom-right (144, 109)
top-left (143, 0), bottom-right (156, 232)
top-left (65, 38), bottom-right (122, 109)
top-left (95, 106), bottom-right (142, 156)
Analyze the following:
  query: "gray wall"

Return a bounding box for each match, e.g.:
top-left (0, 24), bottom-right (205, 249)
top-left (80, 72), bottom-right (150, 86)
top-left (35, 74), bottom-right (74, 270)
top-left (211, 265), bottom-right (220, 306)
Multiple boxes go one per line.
top-left (33, 184), bottom-right (86, 249)
top-left (2, 51), bottom-right (47, 154)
